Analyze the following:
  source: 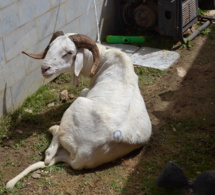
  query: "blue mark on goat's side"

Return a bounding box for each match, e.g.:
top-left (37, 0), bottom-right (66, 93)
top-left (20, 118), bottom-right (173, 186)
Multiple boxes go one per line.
top-left (113, 130), bottom-right (122, 141)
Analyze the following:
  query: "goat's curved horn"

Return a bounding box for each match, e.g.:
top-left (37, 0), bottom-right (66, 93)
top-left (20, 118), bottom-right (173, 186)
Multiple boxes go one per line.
top-left (22, 31), bottom-right (64, 59)
top-left (69, 34), bottom-right (100, 76)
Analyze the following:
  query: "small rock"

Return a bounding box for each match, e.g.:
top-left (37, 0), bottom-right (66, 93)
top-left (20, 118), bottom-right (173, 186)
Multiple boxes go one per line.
top-left (60, 90), bottom-right (69, 102)
top-left (47, 102), bottom-right (55, 108)
top-left (17, 130), bottom-right (23, 134)
top-left (152, 116), bottom-right (160, 126)
top-left (177, 67), bottom-right (187, 78)
top-left (69, 94), bottom-right (75, 99)
top-left (43, 171), bottom-right (49, 174)
top-left (24, 109), bottom-right (33, 113)
top-left (32, 172), bottom-right (41, 179)
top-left (4, 140), bottom-right (15, 147)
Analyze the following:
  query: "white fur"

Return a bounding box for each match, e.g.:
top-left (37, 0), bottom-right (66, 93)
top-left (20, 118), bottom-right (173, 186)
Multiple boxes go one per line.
top-left (6, 33), bottom-right (152, 189)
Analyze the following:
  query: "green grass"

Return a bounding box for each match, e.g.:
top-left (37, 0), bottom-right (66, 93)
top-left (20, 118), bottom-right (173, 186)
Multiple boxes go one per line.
top-left (135, 67), bottom-right (166, 84)
top-left (44, 164), bottom-right (65, 172)
top-left (33, 133), bottom-right (50, 151)
top-left (200, 25), bottom-right (215, 40)
top-left (0, 115), bottom-right (11, 143)
top-left (22, 85), bottom-right (59, 112)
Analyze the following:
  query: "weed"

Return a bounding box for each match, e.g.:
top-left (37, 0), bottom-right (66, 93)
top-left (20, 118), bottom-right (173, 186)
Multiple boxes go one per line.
top-left (135, 67), bottom-right (166, 84)
top-left (44, 164), bottom-right (65, 172)
top-left (15, 181), bottom-right (23, 189)
top-left (83, 177), bottom-right (91, 182)
top-left (198, 8), bottom-right (209, 15)
top-left (37, 178), bottom-right (54, 186)
top-left (0, 187), bottom-right (6, 195)
top-left (200, 27), bottom-right (211, 36)
top-left (110, 180), bottom-right (124, 192)
top-left (0, 115), bottom-right (11, 143)
top-left (53, 73), bottom-right (72, 84)
top-left (33, 133), bottom-right (49, 151)
top-left (200, 25), bottom-right (215, 40)
top-left (11, 140), bottom-right (25, 149)
top-left (31, 154), bottom-right (41, 161)
top-left (180, 39), bottom-right (194, 50)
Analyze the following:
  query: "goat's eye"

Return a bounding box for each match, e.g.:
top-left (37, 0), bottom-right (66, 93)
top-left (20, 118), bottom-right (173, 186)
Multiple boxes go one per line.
top-left (62, 51), bottom-right (73, 58)
top-left (62, 53), bottom-right (67, 58)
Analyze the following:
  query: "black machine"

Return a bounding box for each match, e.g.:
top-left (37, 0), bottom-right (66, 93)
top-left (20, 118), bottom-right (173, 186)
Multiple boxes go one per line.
top-left (119, 0), bottom-right (215, 43)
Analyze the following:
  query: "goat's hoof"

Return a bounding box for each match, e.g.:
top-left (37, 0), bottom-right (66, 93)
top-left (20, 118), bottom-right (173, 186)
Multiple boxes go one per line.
top-left (6, 181), bottom-right (15, 189)
top-left (44, 157), bottom-right (51, 166)
top-left (44, 161), bottom-right (50, 166)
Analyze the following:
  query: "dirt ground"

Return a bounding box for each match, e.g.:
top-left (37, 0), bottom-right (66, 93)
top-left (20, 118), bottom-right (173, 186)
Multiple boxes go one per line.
top-left (0, 27), bottom-right (215, 194)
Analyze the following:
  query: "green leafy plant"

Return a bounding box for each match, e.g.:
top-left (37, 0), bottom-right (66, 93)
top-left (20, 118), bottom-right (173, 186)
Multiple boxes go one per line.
top-left (198, 8), bottom-right (208, 15)
top-left (180, 39), bottom-right (194, 49)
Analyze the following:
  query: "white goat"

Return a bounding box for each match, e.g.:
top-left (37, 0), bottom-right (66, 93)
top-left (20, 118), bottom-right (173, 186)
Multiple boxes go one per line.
top-left (6, 32), bottom-right (152, 189)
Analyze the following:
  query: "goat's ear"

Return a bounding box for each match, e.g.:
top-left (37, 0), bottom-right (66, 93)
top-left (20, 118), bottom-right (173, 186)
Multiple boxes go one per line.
top-left (72, 72), bottom-right (79, 87)
top-left (74, 50), bottom-right (84, 77)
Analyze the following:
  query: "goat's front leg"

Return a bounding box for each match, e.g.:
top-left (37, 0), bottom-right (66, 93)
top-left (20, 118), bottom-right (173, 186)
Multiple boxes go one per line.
top-left (45, 125), bottom-right (60, 165)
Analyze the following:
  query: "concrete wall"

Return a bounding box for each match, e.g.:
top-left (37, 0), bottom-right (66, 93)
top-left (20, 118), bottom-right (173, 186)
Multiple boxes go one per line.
top-left (0, 0), bottom-right (119, 117)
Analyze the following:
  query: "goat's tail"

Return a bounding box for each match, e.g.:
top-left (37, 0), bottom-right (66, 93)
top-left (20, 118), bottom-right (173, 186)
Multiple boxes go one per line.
top-left (6, 161), bottom-right (46, 189)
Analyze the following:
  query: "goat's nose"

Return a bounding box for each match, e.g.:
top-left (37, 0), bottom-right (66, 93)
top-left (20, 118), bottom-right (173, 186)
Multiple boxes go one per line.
top-left (41, 66), bottom-right (50, 73)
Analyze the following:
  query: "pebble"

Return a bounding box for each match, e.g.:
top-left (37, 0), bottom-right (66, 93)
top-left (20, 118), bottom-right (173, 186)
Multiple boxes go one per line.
top-left (47, 102), bottom-right (55, 108)
top-left (24, 109), bottom-right (33, 113)
top-left (177, 67), bottom-right (187, 78)
top-left (31, 172), bottom-right (41, 179)
top-left (17, 130), bottom-right (23, 134)
top-left (69, 94), bottom-right (75, 99)
top-left (60, 90), bottom-right (69, 102)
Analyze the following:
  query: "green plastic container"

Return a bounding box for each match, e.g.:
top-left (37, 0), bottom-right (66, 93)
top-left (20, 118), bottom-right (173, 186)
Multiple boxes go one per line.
top-left (106, 35), bottom-right (145, 44)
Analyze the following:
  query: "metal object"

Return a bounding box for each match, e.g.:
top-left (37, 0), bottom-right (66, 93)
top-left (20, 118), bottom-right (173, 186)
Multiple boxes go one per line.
top-left (119, 0), bottom-right (214, 43)
top-left (158, 0), bottom-right (199, 43)
top-left (134, 4), bottom-right (157, 30)
top-left (187, 20), bottom-right (211, 41)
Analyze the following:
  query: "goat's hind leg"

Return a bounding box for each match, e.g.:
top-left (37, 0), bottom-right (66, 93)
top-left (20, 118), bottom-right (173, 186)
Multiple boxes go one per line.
top-left (45, 125), bottom-right (60, 165)
top-left (6, 125), bottom-right (60, 189)
top-left (6, 161), bottom-right (46, 189)
top-left (6, 148), bottom-right (63, 190)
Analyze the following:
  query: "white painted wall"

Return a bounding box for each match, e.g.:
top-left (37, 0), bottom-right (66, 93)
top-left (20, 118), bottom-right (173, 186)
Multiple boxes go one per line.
top-left (0, 0), bottom-right (119, 117)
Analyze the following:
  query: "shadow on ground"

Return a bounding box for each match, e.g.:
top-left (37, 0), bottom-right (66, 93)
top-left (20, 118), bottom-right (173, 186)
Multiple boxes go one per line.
top-left (121, 35), bottom-right (215, 194)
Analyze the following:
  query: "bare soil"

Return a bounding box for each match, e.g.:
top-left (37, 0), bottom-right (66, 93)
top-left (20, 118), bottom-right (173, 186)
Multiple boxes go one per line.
top-left (0, 32), bottom-right (215, 194)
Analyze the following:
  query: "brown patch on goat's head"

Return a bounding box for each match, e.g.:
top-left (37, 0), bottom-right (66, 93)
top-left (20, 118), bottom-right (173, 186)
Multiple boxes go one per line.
top-left (69, 34), bottom-right (100, 76)
top-left (22, 31), bottom-right (64, 59)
